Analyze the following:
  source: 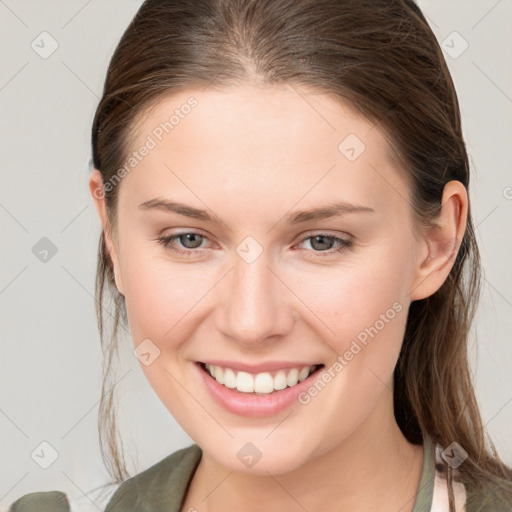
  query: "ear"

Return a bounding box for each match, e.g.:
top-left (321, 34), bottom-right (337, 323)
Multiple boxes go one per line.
top-left (88, 168), bottom-right (125, 295)
top-left (409, 180), bottom-right (468, 301)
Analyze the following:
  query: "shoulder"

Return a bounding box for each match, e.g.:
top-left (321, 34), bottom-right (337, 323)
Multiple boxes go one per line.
top-left (105, 443), bottom-right (202, 512)
top-left (8, 491), bottom-right (70, 512)
top-left (431, 441), bottom-right (512, 512)
top-left (7, 444), bottom-right (202, 512)
top-left (463, 478), bottom-right (512, 512)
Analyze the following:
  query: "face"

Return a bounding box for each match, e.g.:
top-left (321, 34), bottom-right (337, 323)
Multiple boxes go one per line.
top-left (94, 84), bottom-right (430, 474)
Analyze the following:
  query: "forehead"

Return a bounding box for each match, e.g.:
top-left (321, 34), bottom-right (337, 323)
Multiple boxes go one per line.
top-left (132, 83), bottom-right (378, 156)
top-left (120, 83), bottom-right (410, 218)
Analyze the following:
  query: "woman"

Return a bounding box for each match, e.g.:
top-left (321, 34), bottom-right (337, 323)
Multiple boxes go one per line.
top-left (9, 0), bottom-right (512, 511)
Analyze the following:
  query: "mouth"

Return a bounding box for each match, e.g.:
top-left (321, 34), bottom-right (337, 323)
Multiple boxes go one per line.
top-left (198, 361), bottom-right (325, 396)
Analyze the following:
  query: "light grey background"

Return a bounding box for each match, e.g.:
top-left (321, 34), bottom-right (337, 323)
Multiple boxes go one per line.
top-left (1, 1), bottom-right (511, 510)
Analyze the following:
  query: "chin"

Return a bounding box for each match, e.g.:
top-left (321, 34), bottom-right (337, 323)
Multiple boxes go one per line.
top-left (201, 436), bottom-right (317, 476)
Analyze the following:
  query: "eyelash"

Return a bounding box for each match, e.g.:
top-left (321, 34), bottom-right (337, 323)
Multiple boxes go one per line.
top-left (156, 232), bottom-right (353, 258)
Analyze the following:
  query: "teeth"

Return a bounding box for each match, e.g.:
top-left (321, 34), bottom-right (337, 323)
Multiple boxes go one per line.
top-left (255, 372), bottom-right (274, 393)
top-left (204, 363), bottom-right (318, 394)
top-left (298, 366), bottom-right (310, 382)
top-left (274, 370), bottom-right (287, 390)
top-left (214, 365), bottom-right (224, 385)
top-left (286, 368), bottom-right (299, 387)
top-left (224, 368), bottom-right (237, 388)
top-left (236, 371), bottom-right (254, 393)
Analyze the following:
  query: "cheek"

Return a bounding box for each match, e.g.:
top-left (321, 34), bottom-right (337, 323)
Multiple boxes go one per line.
top-left (287, 247), bottom-right (412, 442)
top-left (288, 242), bottom-right (414, 418)
top-left (120, 246), bottom-right (214, 346)
top-left (296, 245), bottom-right (412, 347)
top-left (119, 249), bottom-right (214, 408)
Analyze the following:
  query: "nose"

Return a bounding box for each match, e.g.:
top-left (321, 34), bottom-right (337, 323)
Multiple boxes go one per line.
top-left (214, 250), bottom-right (296, 346)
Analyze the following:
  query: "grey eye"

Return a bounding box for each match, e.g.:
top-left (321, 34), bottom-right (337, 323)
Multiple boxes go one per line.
top-left (308, 235), bottom-right (335, 251)
top-left (179, 233), bottom-right (204, 249)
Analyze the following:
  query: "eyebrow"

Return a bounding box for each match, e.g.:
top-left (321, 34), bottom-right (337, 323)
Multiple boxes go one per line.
top-left (138, 198), bottom-right (375, 225)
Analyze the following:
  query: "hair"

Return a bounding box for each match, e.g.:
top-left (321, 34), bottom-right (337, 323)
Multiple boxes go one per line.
top-left (91, 0), bottom-right (512, 507)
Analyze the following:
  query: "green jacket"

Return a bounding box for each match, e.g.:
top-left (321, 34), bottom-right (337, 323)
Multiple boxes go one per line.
top-left (8, 436), bottom-right (512, 511)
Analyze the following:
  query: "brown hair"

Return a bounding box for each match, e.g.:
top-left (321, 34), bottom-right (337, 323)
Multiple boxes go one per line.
top-left (91, 0), bottom-right (512, 506)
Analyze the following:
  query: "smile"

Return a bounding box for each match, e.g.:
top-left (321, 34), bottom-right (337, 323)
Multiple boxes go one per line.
top-left (196, 360), bottom-right (325, 417)
top-left (202, 362), bottom-right (322, 394)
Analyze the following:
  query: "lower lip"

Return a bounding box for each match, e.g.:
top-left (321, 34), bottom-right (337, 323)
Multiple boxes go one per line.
top-left (195, 362), bottom-right (323, 418)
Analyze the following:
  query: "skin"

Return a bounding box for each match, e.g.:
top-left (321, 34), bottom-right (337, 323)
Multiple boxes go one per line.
top-left (89, 83), bottom-right (467, 512)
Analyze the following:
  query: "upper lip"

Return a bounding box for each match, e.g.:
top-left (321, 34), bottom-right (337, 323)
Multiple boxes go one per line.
top-left (199, 360), bottom-right (323, 374)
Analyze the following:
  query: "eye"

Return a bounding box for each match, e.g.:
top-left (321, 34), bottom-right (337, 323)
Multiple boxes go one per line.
top-left (296, 233), bottom-right (353, 257)
top-left (156, 231), bottom-right (353, 259)
top-left (157, 232), bottom-right (210, 256)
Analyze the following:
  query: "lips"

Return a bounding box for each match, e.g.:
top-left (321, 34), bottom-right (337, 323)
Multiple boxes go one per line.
top-left (195, 360), bottom-right (325, 417)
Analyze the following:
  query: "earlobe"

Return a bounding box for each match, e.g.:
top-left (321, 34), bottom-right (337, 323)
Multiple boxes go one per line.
top-left (409, 180), bottom-right (468, 301)
top-left (88, 168), bottom-right (125, 295)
